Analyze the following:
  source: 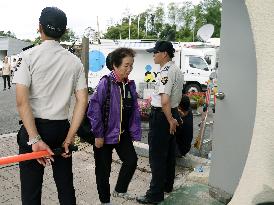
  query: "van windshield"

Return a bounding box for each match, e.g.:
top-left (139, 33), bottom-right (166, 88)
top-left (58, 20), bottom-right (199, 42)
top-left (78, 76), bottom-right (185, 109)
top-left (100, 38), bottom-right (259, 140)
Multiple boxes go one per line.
top-left (189, 56), bottom-right (208, 70)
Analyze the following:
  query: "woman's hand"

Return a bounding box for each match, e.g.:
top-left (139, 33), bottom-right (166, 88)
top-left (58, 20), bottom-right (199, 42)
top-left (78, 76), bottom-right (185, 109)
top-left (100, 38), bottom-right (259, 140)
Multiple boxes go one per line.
top-left (95, 138), bottom-right (104, 148)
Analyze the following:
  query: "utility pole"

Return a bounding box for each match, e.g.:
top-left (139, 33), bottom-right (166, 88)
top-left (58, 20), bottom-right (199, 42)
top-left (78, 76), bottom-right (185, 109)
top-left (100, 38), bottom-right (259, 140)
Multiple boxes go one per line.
top-left (81, 37), bottom-right (89, 86)
top-left (128, 16), bottom-right (131, 40)
top-left (193, 5), bottom-right (196, 42)
top-left (137, 15), bottom-right (140, 39)
top-left (145, 15), bottom-right (148, 37)
top-left (97, 16), bottom-right (100, 44)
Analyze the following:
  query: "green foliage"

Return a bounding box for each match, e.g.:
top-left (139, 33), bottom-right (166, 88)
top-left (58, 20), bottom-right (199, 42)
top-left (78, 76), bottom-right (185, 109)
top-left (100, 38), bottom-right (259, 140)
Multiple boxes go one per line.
top-left (33, 36), bottom-right (42, 45)
top-left (32, 28), bottom-right (77, 45)
top-left (104, 0), bottom-right (221, 41)
top-left (60, 28), bottom-right (77, 42)
top-left (0, 31), bottom-right (16, 38)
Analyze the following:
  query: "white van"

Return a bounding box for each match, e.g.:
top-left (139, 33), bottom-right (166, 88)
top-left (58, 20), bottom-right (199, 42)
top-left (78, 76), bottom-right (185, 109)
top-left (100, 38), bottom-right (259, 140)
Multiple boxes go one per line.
top-left (88, 40), bottom-right (216, 96)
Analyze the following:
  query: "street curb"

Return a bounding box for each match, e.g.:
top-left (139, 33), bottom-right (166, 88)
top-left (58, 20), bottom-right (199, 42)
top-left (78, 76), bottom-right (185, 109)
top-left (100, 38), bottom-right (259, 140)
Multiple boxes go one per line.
top-left (0, 133), bottom-right (210, 169)
top-left (133, 141), bottom-right (210, 169)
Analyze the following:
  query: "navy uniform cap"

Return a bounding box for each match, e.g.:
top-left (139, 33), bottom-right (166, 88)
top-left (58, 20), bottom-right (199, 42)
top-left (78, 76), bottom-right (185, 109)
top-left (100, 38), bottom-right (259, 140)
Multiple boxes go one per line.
top-left (39, 7), bottom-right (67, 38)
top-left (146, 41), bottom-right (175, 53)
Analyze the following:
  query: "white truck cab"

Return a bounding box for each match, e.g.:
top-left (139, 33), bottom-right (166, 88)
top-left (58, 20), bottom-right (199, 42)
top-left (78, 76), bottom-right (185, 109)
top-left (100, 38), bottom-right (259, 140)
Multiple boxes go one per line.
top-left (88, 40), bottom-right (216, 96)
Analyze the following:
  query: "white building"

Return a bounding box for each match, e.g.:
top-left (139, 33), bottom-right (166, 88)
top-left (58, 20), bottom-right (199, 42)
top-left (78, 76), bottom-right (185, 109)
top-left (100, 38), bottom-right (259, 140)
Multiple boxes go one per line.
top-left (0, 36), bottom-right (31, 60)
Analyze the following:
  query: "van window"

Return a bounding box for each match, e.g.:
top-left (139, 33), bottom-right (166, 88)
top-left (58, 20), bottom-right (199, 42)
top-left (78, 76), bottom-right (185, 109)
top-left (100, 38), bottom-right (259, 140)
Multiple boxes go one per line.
top-left (189, 56), bottom-right (208, 70)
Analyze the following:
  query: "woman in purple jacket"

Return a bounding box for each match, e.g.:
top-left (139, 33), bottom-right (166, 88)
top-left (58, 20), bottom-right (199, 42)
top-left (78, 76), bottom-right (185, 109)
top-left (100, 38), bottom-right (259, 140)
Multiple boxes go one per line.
top-left (87, 47), bottom-right (141, 204)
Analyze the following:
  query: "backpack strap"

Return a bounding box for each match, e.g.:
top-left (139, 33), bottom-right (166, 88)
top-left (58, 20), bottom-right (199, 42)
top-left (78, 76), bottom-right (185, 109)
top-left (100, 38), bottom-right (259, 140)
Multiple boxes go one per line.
top-left (102, 75), bottom-right (111, 135)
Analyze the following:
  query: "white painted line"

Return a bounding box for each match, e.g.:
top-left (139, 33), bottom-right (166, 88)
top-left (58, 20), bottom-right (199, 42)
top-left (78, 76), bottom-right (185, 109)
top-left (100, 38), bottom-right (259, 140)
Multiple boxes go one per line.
top-left (0, 132), bottom-right (18, 139)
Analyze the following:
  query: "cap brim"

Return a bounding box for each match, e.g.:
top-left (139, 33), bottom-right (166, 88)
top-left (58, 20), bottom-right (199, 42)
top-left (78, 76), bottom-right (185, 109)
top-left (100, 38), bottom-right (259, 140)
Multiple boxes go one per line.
top-left (146, 48), bottom-right (156, 53)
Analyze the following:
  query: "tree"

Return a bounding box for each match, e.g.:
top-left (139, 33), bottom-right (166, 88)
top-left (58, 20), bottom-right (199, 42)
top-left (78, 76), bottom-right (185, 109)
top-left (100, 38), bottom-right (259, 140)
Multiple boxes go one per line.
top-left (33, 36), bottom-right (42, 45)
top-left (154, 3), bottom-right (165, 37)
top-left (60, 28), bottom-right (77, 42)
top-left (159, 24), bottom-right (176, 41)
top-left (103, 0), bottom-right (222, 41)
top-left (200, 0), bottom-right (222, 37)
top-left (167, 2), bottom-right (177, 26)
top-left (0, 31), bottom-right (16, 38)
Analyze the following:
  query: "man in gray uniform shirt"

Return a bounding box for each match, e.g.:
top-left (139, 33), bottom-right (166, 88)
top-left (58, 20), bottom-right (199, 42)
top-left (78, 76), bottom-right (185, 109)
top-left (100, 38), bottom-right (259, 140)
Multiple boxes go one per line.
top-left (137, 41), bottom-right (184, 204)
top-left (12, 7), bottom-right (88, 205)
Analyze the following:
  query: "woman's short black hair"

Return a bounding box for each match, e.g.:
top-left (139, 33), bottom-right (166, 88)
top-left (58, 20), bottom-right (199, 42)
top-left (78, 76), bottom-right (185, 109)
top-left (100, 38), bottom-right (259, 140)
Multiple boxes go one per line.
top-left (106, 47), bottom-right (136, 70)
top-left (179, 95), bottom-right (190, 111)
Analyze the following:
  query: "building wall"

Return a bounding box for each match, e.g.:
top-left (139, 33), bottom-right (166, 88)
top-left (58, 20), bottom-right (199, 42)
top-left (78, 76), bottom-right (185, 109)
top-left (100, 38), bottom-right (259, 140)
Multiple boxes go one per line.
top-left (0, 37), bottom-right (31, 58)
top-left (7, 38), bottom-right (31, 56)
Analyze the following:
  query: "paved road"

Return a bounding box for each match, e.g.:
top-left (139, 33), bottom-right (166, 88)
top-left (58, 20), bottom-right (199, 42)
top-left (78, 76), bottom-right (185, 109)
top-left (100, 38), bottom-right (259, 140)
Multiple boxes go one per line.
top-left (0, 80), bottom-right (20, 134)
top-left (0, 133), bottom-right (190, 205)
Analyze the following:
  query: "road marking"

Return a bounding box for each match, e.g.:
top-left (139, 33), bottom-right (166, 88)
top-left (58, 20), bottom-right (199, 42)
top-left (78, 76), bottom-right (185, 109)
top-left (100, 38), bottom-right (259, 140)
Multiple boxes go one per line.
top-left (0, 132), bottom-right (17, 139)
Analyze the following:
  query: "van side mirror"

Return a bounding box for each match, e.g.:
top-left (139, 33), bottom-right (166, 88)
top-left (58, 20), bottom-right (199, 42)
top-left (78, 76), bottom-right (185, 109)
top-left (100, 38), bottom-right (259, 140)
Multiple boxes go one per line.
top-left (215, 62), bottom-right (219, 69)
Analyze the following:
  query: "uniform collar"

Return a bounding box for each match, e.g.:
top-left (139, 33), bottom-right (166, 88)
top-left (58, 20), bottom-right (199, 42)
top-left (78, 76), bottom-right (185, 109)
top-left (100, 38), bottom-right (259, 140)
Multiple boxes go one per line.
top-left (161, 61), bottom-right (174, 70)
top-left (41, 40), bottom-right (61, 47)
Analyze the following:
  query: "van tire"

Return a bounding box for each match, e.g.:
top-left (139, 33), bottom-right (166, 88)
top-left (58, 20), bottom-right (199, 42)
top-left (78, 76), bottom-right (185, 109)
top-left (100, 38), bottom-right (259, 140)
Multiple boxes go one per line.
top-left (184, 83), bottom-right (202, 93)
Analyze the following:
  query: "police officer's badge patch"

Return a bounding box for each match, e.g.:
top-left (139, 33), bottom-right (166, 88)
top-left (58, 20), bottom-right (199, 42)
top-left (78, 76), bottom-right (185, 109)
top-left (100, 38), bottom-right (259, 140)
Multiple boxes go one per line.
top-left (15, 58), bottom-right (22, 71)
top-left (161, 77), bottom-right (168, 85)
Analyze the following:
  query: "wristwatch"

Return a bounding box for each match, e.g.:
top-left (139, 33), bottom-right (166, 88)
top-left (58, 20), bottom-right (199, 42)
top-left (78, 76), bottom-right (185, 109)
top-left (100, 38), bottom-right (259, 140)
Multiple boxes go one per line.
top-left (27, 135), bottom-right (42, 145)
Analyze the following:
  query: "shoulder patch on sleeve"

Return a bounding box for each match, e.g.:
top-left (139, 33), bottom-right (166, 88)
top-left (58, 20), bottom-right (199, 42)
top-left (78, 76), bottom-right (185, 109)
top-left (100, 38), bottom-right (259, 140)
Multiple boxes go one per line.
top-left (162, 65), bottom-right (170, 71)
top-left (161, 76), bottom-right (168, 85)
top-left (14, 57), bottom-right (23, 71)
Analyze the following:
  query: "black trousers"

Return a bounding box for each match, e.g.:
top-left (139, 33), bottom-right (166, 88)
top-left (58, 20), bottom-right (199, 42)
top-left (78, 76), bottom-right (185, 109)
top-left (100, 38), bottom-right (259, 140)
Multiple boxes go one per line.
top-left (93, 131), bottom-right (138, 203)
top-left (17, 119), bottom-right (76, 205)
top-left (146, 108), bottom-right (180, 201)
top-left (2, 75), bottom-right (11, 89)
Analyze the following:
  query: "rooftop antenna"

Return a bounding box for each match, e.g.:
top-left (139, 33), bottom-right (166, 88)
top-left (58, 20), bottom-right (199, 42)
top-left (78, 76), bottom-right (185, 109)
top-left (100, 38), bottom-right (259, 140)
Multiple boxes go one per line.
top-left (197, 24), bottom-right (214, 42)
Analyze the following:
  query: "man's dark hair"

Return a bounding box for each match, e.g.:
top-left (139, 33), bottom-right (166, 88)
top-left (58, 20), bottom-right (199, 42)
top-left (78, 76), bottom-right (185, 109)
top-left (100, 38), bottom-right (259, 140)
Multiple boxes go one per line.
top-left (39, 7), bottom-right (67, 39)
top-left (179, 95), bottom-right (190, 112)
top-left (106, 47), bottom-right (136, 70)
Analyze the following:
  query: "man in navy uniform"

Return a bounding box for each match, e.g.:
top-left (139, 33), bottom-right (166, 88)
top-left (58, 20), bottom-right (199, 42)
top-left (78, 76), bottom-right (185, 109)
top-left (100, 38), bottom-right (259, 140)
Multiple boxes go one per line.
top-left (12, 7), bottom-right (88, 205)
top-left (137, 41), bottom-right (184, 204)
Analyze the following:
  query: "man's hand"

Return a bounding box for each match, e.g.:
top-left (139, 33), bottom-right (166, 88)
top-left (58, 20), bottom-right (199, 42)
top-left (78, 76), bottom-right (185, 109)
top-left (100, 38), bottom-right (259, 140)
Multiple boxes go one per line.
top-left (169, 117), bottom-right (179, 135)
top-left (61, 137), bottom-right (75, 158)
top-left (95, 138), bottom-right (104, 148)
top-left (32, 140), bottom-right (54, 166)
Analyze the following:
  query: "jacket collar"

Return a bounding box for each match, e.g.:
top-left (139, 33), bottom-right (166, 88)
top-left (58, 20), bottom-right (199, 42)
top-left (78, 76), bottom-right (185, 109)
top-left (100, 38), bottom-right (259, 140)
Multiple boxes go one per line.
top-left (110, 71), bottom-right (130, 84)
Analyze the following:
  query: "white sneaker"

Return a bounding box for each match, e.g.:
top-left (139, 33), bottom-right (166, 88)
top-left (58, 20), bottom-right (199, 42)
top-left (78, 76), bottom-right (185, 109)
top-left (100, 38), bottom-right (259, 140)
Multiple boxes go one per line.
top-left (112, 190), bottom-right (135, 200)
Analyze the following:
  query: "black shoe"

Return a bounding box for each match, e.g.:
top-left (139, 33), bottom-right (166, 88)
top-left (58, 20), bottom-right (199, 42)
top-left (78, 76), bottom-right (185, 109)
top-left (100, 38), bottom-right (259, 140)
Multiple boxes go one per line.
top-left (8, 87), bottom-right (11, 89)
top-left (164, 188), bottom-right (173, 193)
top-left (136, 195), bottom-right (161, 204)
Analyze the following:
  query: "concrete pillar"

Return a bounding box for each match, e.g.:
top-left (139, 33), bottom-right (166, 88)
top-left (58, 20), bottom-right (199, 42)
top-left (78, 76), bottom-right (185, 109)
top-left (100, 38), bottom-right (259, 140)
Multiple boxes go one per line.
top-left (209, 0), bottom-right (274, 204)
top-left (228, 0), bottom-right (274, 203)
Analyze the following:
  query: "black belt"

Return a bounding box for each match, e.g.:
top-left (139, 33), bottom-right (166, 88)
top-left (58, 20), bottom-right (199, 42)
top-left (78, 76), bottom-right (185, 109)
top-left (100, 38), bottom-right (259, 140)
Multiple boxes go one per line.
top-left (151, 106), bottom-right (177, 112)
top-left (19, 118), bottom-right (68, 125)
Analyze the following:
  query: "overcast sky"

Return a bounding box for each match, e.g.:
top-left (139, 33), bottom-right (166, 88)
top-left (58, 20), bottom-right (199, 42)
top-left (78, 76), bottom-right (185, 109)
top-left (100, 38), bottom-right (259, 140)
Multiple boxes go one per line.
top-left (0, 0), bottom-right (200, 40)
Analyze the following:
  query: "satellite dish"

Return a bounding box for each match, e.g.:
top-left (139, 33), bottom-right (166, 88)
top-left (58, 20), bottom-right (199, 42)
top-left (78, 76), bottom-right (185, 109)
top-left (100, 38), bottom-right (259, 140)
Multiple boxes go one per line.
top-left (197, 24), bottom-right (214, 42)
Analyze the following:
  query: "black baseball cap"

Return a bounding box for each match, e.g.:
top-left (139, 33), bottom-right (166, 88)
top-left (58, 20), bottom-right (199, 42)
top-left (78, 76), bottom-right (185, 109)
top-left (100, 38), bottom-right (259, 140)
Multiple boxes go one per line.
top-left (39, 7), bottom-right (67, 38)
top-left (146, 40), bottom-right (175, 58)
